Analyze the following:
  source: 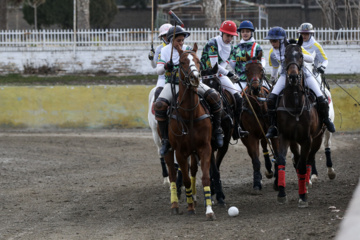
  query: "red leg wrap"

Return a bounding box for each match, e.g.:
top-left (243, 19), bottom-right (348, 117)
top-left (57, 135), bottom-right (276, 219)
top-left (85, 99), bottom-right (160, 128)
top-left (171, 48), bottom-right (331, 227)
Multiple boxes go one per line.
top-left (306, 165), bottom-right (311, 183)
top-left (298, 174), bottom-right (307, 195)
top-left (278, 165), bottom-right (286, 187)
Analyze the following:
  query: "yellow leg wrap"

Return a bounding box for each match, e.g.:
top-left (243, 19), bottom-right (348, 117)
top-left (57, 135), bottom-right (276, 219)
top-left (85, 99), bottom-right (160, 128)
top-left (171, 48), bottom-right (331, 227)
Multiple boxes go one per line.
top-left (204, 186), bottom-right (212, 206)
top-left (170, 182), bottom-right (178, 203)
top-left (264, 151), bottom-right (269, 155)
top-left (186, 187), bottom-right (194, 204)
top-left (191, 176), bottom-right (196, 196)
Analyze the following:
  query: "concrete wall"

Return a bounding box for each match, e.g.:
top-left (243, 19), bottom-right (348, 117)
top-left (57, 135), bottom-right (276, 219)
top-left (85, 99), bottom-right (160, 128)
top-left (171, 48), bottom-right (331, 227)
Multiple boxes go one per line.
top-left (0, 84), bottom-right (358, 131)
top-left (1, 45), bottom-right (360, 75)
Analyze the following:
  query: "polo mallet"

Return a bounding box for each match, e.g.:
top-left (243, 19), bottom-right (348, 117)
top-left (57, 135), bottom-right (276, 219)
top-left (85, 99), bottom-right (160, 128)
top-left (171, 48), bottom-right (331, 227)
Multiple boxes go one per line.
top-left (168, 10), bottom-right (184, 62)
top-left (237, 79), bottom-right (277, 161)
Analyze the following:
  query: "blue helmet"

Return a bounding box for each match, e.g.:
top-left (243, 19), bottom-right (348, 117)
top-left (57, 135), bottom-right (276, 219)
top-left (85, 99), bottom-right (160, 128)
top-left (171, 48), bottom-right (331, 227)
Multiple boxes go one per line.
top-left (237, 20), bottom-right (255, 32)
top-left (264, 27), bottom-right (286, 40)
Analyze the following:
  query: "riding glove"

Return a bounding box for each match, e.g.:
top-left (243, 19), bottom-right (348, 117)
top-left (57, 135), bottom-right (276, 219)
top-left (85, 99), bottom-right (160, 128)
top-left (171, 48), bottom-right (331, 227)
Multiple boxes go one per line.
top-left (317, 66), bottom-right (325, 74)
top-left (164, 61), bottom-right (174, 71)
top-left (227, 71), bottom-right (239, 82)
top-left (148, 49), bottom-right (155, 60)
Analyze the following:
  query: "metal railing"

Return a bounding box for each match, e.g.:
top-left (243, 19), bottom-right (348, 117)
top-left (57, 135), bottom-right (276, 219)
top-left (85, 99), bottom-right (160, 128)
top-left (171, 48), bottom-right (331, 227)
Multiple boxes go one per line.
top-left (0, 27), bottom-right (359, 49)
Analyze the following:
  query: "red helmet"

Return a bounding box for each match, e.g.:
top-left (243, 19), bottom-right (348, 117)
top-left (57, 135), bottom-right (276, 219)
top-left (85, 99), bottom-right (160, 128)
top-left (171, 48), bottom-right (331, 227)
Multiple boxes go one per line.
top-left (219, 20), bottom-right (238, 37)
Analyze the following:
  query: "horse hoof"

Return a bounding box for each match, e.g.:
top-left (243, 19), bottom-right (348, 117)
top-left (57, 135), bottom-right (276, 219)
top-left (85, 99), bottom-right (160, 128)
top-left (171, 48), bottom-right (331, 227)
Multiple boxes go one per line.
top-left (187, 210), bottom-right (196, 215)
top-left (171, 207), bottom-right (180, 215)
top-left (310, 174), bottom-right (318, 182)
top-left (307, 179), bottom-right (313, 189)
top-left (217, 198), bottom-right (226, 207)
top-left (206, 213), bottom-right (216, 221)
top-left (328, 168), bottom-right (336, 180)
top-left (252, 186), bottom-right (262, 195)
top-left (277, 196), bottom-right (288, 204)
top-left (163, 177), bottom-right (170, 185)
top-left (298, 199), bottom-right (309, 208)
top-left (273, 183), bottom-right (279, 191)
top-left (265, 170), bottom-right (274, 179)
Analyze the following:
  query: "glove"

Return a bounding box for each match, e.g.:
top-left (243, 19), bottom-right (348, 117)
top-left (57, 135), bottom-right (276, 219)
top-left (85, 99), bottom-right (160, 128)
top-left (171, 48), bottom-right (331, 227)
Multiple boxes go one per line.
top-left (164, 61), bottom-right (174, 71)
top-left (148, 49), bottom-right (155, 60)
top-left (317, 66), bottom-right (325, 74)
top-left (226, 71), bottom-right (234, 78)
top-left (226, 71), bottom-right (239, 82)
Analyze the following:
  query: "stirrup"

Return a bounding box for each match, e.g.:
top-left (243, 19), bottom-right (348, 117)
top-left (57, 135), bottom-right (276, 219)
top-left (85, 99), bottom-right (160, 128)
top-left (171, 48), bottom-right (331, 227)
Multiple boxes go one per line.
top-left (324, 119), bottom-right (336, 133)
top-left (160, 139), bottom-right (171, 157)
top-left (265, 126), bottom-right (278, 138)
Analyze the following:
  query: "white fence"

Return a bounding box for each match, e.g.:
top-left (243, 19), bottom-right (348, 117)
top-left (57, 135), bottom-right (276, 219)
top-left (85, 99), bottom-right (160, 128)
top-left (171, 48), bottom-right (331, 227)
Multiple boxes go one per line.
top-left (0, 27), bottom-right (359, 50)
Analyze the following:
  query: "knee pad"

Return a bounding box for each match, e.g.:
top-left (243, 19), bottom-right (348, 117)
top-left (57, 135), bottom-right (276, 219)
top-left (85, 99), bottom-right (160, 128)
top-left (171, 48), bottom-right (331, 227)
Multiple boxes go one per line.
top-left (267, 93), bottom-right (278, 110)
top-left (154, 98), bottom-right (169, 121)
top-left (204, 89), bottom-right (222, 112)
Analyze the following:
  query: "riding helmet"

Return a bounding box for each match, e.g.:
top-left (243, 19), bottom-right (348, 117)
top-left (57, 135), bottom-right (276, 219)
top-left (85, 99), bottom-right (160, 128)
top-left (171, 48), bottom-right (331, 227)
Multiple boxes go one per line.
top-left (237, 20), bottom-right (255, 32)
top-left (158, 23), bottom-right (173, 38)
top-left (264, 26), bottom-right (287, 40)
top-left (298, 23), bottom-right (315, 33)
top-left (166, 26), bottom-right (191, 42)
top-left (219, 20), bottom-right (238, 36)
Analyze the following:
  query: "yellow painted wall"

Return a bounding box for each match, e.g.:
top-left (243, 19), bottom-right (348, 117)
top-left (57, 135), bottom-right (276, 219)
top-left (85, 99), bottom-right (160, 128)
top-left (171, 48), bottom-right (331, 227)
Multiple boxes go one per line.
top-left (0, 84), bottom-right (358, 131)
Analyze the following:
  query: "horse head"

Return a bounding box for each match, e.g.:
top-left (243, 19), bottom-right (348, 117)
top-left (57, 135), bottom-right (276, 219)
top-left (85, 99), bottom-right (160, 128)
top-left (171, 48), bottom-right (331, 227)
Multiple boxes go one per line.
top-left (245, 51), bottom-right (264, 95)
top-left (176, 43), bottom-right (201, 88)
top-left (284, 36), bottom-right (304, 87)
top-left (201, 63), bottom-right (221, 90)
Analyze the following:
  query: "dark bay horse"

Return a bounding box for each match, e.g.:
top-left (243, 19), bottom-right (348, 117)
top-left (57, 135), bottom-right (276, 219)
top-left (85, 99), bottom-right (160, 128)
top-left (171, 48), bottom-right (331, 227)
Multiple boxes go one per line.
top-left (240, 52), bottom-right (279, 193)
top-left (163, 43), bottom-right (215, 220)
top-left (201, 63), bottom-right (235, 205)
top-left (275, 37), bottom-right (325, 207)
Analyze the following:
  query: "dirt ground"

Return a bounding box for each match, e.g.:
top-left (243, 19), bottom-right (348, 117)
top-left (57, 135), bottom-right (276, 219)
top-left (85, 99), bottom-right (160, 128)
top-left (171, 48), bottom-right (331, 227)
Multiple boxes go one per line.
top-left (0, 129), bottom-right (359, 240)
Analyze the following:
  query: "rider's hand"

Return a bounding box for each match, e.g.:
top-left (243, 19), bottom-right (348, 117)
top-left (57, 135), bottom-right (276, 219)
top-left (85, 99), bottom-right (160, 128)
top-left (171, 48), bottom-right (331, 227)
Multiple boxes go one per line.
top-left (317, 66), bottom-right (325, 74)
top-left (226, 71), bottom-right (239, 82)
top-left (148, 49), bottom-right (155, 60)
top-left (226, 71), bottom-right (234, 78)
top-left (164, 61), bottom-right (174, 71)
top-left (270, 76), bottom-right (277, 84)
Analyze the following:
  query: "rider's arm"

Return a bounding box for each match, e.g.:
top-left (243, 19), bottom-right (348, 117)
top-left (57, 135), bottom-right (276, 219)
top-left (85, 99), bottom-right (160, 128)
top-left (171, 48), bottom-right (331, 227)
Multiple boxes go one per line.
top-left (156, 47), bottom-right (167, 75)
top-left (314, 42), bottom-right (329, 68)
top-left (302, 47), bottom-right (314, 63)
top-left (151, 45), bottom-right (162, 69)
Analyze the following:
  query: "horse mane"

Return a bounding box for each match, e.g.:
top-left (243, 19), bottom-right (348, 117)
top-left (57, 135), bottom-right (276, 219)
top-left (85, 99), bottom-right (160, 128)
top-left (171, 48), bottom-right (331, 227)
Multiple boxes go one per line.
top-left (288, 39), bottom-right (297, 44)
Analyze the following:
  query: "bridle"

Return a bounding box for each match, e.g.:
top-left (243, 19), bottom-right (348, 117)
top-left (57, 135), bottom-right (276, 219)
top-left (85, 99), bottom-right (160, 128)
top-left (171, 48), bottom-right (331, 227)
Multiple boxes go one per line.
top-left (245, 59), bottom-right (264, 95)
top-left (178, 50), bottom-right (200, 88)
top-left (285, 44), bottom-right (304, 86)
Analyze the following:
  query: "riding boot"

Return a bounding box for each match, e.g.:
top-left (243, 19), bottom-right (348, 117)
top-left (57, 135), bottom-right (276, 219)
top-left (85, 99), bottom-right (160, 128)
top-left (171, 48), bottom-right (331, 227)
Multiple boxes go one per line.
top-left (204, 89), bottom-right (224, 148)
top-left (265, 93), bottom-right (279, 138)
top-left (232, 93), bottom-right (249, 140)
top-left (154, 98), bottom-right (171, 157)
top-left (317, 96), bottom-right (336, 133)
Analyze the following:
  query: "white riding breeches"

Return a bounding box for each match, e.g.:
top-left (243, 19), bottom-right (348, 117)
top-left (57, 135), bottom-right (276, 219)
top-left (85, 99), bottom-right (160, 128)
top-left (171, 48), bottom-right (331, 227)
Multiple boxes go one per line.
top-left (158, 82), bottom-right (210, 103)
top-left (219, 75), bottom-right (241, 95)
top-left (271, 68), bottom-right (323, 97)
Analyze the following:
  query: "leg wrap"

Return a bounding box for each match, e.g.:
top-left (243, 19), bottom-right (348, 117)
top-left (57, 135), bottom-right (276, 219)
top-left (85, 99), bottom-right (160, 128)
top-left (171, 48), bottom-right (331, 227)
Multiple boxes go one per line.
top-left (297, 174), bottom-right (307, 195)
top-left (186, 188), bottom-right (194, 204)
top-left (306, 165), bottom-right (311, 184)
top-left (170, 182), bottom-right (178, 203)
top-left (191, 176), bottom-right (196, 196)
top-left (204, 186), bottom-right (212, 206)
top-left (278, 165), bottom-right (286, 187)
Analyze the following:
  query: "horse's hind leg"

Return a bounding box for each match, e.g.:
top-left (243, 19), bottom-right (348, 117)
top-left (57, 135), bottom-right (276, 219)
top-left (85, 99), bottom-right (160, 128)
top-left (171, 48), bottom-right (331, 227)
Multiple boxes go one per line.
top-left (210, 153), bottom-right (225, 206)
top-left (324, 130), bottom-right (336, 180)
top-left (190, 154), bottom-right (199, 206)
top-left (261, 138), bottom-right (273, 179)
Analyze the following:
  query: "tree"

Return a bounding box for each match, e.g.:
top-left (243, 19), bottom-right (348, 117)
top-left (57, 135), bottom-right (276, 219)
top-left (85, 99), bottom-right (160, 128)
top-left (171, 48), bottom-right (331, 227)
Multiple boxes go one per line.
top-left (23, 0), bottom-right (117, 29)
top-left (77, 0), bottom-right (90, 29)
top-left (25, 0), bottom-right (46, 29)
top-left (0, 0), bottom-right (8, 30)
top-left (202, 0), bottom-right (222, 28)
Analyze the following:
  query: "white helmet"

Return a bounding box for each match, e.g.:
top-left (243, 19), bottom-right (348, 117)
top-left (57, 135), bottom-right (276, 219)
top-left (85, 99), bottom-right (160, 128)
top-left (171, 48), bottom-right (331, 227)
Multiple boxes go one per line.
top-left (158, 23), bottom-right (172, 38)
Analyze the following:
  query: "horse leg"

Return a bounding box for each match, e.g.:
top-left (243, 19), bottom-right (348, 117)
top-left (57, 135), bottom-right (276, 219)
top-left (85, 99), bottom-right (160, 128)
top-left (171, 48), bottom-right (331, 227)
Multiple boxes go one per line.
top-left (164, 150), bottom-right (179, 214)
top-left (210, 152), bottom-right (226, 206)
top-left (324, 130), bottom-right (336, 180)
top-left (190, 154), bottom-right (199, 207)
top-left (199, 146), bottom-right (216, 220)
top-left (261, 138), bottom-right (274, 179)
top-left (176, 152), bottom-right (195, 215)
top-left (175, 162), bottom-right (183, 200)
top-left (270, 138), bottom-right (280, 191)
top-left (297, 140), bottom-right (312, 208)
top-left (160, 157), bottom-right (170, 184)
top-left (277, 137), bottom-right (289, 204)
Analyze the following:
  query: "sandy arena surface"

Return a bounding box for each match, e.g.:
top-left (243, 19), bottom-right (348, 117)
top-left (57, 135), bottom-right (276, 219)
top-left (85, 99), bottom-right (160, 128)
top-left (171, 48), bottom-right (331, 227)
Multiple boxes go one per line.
top-left (0, 129), bottom-right (359, 240)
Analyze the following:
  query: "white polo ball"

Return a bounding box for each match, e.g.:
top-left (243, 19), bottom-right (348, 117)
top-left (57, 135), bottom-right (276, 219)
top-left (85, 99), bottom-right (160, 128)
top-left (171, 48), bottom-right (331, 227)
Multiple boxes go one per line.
top-left (228, 206), bottom-right (239, 217)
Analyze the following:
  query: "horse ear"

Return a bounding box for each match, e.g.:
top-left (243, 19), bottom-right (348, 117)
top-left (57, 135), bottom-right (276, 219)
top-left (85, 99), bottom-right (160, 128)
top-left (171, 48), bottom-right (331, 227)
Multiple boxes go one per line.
top-left (257, 51), bottom-right (263, 61)
top-left (246, 52), bottom-right (251, 61)
top-left (193, 43), bottom-right (198, 53)
top-left (213, 62), bottom-right (218, 73)
top-left (298, 35), bottom-right (303, 46)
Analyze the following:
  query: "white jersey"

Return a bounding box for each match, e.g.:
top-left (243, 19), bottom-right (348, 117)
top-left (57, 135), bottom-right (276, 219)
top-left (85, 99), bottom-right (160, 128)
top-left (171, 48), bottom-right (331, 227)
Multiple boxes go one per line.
top-left (302, 36), bottom-right (328, 68)
top-left (151, 43), bottom-right (167, 87)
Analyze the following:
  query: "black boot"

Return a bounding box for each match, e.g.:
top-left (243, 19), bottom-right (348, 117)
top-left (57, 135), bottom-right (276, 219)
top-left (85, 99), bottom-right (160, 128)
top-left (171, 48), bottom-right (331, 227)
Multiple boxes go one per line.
top-left (233, 93), bottom-right (249, 140)
top-left (204, 89), bottom-right (224, 148)
top-left (153, 87), bottom-right (163, 103)
top-left (265, 93), bottom-right (279, 138)
top-left (317, 96), bottom-right (335, 133)
top-left (158, 120), bottom-right (171, 157)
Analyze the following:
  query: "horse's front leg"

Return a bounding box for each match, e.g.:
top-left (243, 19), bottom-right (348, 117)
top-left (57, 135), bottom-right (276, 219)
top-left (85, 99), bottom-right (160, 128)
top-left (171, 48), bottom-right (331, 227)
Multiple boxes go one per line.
top-left (324, 130), bottom-right (336, 180)
top-left (261, 138), bottom-right (274, 179)
top-left (199, 144), bottom-right (216, 220)
top-left (297, 139), bottom-right (312, 208)
top-left (277, 136), bottom-right (289, 204)
top-left (190, 154), bottom-right (199, 206)
top-left (164, 150), bottom-right (179, 214)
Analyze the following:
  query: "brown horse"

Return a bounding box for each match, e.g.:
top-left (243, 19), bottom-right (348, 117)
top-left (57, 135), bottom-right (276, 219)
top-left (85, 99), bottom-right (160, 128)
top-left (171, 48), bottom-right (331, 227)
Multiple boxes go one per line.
top-left (163, 43), bottom-right (215, 219)
top-left (275, 37), bottom-right (325, 207)
top-left (240, 52), bottom-right (279, 193)
top-left (201, 63), bottom-right (235, 205)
